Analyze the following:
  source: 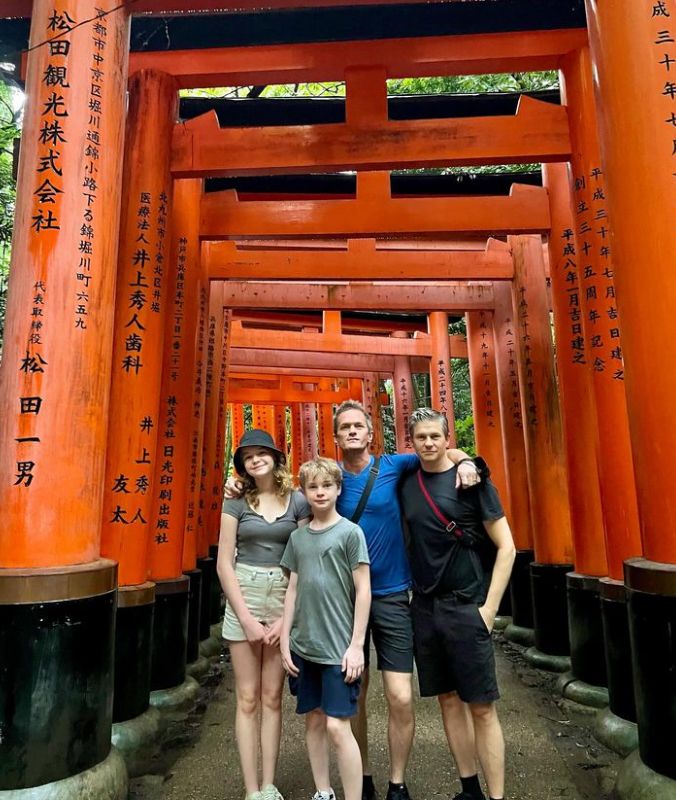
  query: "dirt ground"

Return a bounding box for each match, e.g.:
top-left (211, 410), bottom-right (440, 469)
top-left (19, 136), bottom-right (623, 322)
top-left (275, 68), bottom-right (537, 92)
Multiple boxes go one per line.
top-left (130, 634), bottom-right (620, 800)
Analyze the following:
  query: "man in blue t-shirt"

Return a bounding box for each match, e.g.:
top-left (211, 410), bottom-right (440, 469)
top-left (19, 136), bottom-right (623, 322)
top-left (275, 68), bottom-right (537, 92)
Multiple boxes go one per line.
top-left (333, 401), bottom-right (478, 800)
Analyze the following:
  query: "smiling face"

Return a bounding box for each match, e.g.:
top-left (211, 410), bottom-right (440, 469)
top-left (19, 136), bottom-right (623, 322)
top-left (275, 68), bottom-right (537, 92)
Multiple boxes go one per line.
top-left (334, 408), bottom-right (373, 455)
top-left (240, 446), bottom-right (276, 479)
top-left (411, 419), bottom-right (451, 470)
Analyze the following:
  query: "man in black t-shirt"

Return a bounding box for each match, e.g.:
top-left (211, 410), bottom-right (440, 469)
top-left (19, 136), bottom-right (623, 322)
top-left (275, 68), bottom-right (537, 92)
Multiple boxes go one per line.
top-left (400, 409), bottom-right (516, 800)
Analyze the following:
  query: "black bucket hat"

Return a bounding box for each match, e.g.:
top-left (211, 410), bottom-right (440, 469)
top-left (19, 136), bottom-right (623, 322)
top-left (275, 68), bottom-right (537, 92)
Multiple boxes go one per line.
top-left (233, 429), bottom-right (286, 476)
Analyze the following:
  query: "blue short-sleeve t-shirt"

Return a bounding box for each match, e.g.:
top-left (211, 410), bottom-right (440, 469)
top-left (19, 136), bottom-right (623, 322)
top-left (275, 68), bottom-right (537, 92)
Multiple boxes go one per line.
top-left (337, 453), bottom-right (418, 597)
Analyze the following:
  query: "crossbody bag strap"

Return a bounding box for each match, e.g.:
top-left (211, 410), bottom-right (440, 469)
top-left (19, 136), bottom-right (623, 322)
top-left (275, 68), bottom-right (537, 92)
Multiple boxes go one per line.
top-left (350, 455), bottom-right (381, 524)
top-left (416, 470), bottom-right (464, 539)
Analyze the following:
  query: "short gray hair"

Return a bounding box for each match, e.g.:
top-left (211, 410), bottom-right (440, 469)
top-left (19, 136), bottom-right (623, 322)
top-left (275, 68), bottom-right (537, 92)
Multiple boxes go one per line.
top-left (408, 408), bottom-right (449, 438)
top-left (333, 400), bottom-right (373, 435)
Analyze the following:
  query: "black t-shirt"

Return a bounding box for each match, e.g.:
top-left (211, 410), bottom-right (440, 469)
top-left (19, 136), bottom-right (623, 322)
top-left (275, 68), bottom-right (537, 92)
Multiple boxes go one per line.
top-left (400, 465), bottom-right (504, 602)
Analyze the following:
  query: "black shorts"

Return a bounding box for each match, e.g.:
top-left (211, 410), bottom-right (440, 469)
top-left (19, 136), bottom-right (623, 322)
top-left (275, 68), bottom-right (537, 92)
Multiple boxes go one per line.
top-left (411, 593), bottom-right (499, 703)
top-left (364, 591), bottom-right (414, 673)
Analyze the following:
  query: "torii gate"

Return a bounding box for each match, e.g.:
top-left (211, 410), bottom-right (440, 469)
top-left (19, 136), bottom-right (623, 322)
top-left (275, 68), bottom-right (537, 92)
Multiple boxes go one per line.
top-left (0, 5), bottom-right (672, 799)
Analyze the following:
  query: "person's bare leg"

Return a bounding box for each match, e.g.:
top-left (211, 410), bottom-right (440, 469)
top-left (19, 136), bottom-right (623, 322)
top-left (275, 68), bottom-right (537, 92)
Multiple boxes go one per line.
top-left (230, 640), bottom-right (263, 795)
top-left (469, 702), bottom-right (504, 799)
top-left (305, 710), bottom-right (332, 794)
top-left (381, 671), bottom-right (415, 784)
top-left (260, 643), bottom-right (286, 788)
top-left (438, 691), bottom-right (479, 777)
top-left (327, 715), bottom-right (363, 800)
top-left (351, 666), bottom-right (371, 775)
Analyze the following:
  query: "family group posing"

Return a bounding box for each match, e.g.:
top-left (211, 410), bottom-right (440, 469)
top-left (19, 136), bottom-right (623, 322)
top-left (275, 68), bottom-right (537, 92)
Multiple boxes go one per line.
top-left (217, 401), bottom-right (516, 800)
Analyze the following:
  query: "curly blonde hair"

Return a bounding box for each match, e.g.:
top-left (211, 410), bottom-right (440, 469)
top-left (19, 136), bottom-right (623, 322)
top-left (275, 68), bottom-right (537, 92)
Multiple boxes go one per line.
top-left (240, 450), bottom-right (294, 509)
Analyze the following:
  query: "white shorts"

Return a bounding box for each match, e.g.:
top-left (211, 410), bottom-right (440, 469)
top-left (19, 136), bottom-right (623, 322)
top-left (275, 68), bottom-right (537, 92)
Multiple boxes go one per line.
top-left (222, 562), bottom-right (288, 642)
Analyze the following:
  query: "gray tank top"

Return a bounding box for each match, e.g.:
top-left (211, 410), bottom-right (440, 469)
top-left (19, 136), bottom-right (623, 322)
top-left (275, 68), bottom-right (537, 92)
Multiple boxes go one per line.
top-left (222, 490), bottom-right (311, 566)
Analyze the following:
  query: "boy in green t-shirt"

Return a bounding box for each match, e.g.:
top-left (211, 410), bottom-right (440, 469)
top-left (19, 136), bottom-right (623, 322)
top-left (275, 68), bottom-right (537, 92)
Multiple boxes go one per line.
top-left (280, 457), bottom-right (371, 800)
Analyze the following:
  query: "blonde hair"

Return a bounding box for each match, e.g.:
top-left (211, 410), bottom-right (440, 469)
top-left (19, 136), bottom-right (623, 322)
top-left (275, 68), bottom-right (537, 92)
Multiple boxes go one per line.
top-left (240, 450), bottom-right (294, 508)
top-left (298, 456), bottom-right (343, 490)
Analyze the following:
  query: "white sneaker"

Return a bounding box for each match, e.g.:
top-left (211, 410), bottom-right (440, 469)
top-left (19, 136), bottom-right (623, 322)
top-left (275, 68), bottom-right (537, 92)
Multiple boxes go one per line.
top-left (262, 785), bottom-right (284, 800)
top-left (311, 791), bottom-right (336, 800)
top-left (245, 793), bottom-right (263, 800)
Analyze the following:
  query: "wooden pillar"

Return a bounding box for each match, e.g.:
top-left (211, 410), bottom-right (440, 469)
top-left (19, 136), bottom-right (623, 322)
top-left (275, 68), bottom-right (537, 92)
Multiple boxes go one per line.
top-left (273, 404), bottom-right (287, 454)
top-left (195, 289), bottom-right (230, 637)
top-left (509, 234), bottom-right (574, 660)
top-left (301, 389), bottom-right (318, 461)
top-left (0, 1), bottom-right (129, 791)
top-left (145, 178), bottom-right (203, 675)
top-left (428, 311), bottom-right (456, 446)
top-left (544, 161), bottom-right (610, 693)
top-left (392, 333), bottom-right (415, 452)
top-left (290, 403), bottom-right (303, 473)
top-left (560, 47), bottom-right (642, 582)
top-left (252, 404), bottom-right (274, 433)
top-left (493, 282), bottom-right (535, 635)
top-left (317, 379), bottom-right (337, 459)
top-left (362, 372), bottom-right (383, 453)
top-left (466, 311), bottom-right (510, 515)
top-left (183, 278), bottom-right (211, 572)
top-left (101, 70), bottom-right (177, 586)
top-left (199, 298), bottom-right (228, 555)
top-left (231, 403), bottom-right (245, 455)
top-left (585, 3), bottom-right (676, 781)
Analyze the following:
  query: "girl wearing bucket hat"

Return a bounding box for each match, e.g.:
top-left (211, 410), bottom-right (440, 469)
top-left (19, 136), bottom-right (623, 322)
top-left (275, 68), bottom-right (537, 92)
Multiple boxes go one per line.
top-left (217, 429), bottom-right (311, 800)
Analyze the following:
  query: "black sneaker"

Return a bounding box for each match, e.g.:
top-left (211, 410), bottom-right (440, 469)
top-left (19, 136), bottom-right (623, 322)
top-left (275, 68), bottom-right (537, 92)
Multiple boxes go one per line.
top-left (362, 777), bottom-right (377, 800)
top-left (385, 783), bottom-right (411, 800)
top-left (452, 793), bottom-right (485, 800)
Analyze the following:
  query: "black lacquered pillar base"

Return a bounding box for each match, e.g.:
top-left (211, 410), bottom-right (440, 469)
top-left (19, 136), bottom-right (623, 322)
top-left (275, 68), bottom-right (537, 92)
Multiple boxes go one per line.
top-left (509, 549), bottom-right (534, 629)
top-left (567, 573), bottom-right (607, 687)
top-left (209, 544), bottom-right (222, 624)
top-left (531, 562), bottom-right (573, 656)
top-left (151, 575), bottom-right (189, 691)
top-left (601, 578), bottom-right (636, 724)
top-left (184, 569), bottom-right (202, 665)
top-left (0, 560), bottom-right (117, 791)
top-left (113, 582), bottom-right (155, 723)
top-left (625, 558), bottom-right (676, 780)
top-left (196, 556), bottom-right (215, 640)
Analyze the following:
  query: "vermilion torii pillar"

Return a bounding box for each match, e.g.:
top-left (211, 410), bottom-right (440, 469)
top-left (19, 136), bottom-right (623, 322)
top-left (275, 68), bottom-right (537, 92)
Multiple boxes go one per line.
top-left (492, 283), bottom-right (535, 642)
top-left (585, 4), bottom-right (676, 791)
top-left (0, 1), bottom-right (129, 794)
top-left (392, 332), bottom-right (415, 453)
top-left (290, 403), bottom-right (303, 473)
top-left (318, 379), bottom-right (338, 459)
top-left (231, 403), bottom-right (245, 449)
top-left (362, 372), bottom-right (384, 454)
top-left (428, 312), bottom-right (456, 445)
top-left (466, 311), bottom-right (510, 510)
top-left (559, 48), bottom-right (644, 741)
top-left (198, 293), bottom-right (231, 638)
top-left (509, 234), bottom-right (575, 668)
top-left (100, 69), bottom-right (176, 735)
top-left (274, 405), bottom-right (288, 453)
top-left (544, 162), bottom-right (610, 705)
top-left (144, 179), bottom-right (202, 698)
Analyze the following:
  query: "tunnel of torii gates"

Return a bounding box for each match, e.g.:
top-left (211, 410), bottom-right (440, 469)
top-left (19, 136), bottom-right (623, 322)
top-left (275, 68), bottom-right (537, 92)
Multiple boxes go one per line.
top-left (1, 0), bottom-right (676, 798)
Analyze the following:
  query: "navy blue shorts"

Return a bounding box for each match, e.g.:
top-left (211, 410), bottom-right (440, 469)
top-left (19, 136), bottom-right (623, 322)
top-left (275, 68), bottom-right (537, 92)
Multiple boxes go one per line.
top-left (288, 652), bottom-right (361, 718)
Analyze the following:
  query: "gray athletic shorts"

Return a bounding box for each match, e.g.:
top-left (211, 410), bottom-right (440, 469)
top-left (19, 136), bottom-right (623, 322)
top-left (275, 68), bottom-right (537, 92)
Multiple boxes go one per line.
top-left (363, 591), bottom-right (414, 673)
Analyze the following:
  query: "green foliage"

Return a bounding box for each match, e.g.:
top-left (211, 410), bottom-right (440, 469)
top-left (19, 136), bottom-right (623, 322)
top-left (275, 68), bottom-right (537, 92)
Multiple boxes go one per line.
top-left (0, 78), bottom-right (19, 345)
top-left (454, 414), bottom-right (476, 457)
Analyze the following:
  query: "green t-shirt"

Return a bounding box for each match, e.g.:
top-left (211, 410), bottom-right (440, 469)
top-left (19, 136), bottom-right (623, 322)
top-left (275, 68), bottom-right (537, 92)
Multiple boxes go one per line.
top-left (280, 516), bottom-right (370, 665)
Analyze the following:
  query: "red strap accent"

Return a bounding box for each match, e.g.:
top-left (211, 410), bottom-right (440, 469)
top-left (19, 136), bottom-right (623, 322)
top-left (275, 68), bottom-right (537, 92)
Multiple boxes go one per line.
top-left (416, 470), bottom-right (463, 537)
